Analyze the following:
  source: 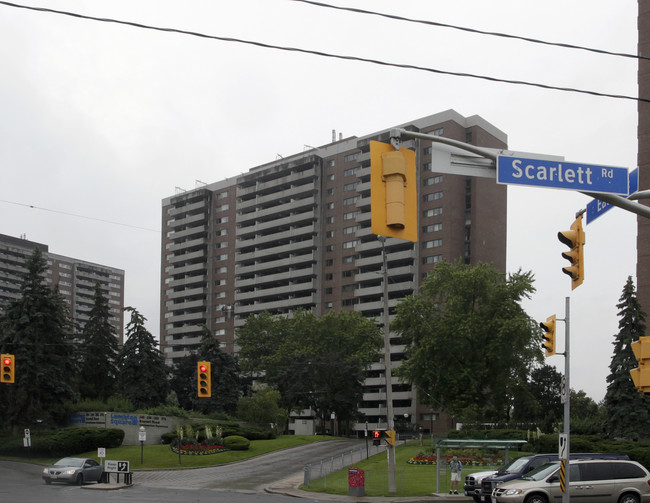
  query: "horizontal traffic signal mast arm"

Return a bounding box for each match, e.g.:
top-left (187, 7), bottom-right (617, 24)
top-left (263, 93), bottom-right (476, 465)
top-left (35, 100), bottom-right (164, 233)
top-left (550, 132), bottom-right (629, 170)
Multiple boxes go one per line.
top-left (389, 128), bottom-right (650, 220)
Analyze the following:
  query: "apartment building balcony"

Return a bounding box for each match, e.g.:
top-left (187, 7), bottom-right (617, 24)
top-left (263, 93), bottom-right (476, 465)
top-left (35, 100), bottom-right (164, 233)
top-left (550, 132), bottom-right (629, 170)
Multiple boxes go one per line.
top-left (235, 253), bottom-right (315, 275)
top-left (165, 311), bottom-right (207, 324)
top-left (237, 168), bottom-right (317, 197)
top-left (167, 249), bottom-right (206, 265)
top-left (237, 196), bottom-right (316, 225)
top-left (168, 199), bottom-right (208, 217)
top-left (168, 237), bottom-right (208, 253)
top-left (171, 212), bottom-right (208, 229)
top-left (235, 294), bottom-right (316, 315)
top-left (168, 224), bottom-right (207, 241)
top-left (166, 298), bottom-right (206, 311)
top-left (164, 286), bottom-right (206, 300)
top-left (236, 268), bottom-right (315, 288)
top-left (236, 238), bottom-right (316, 263)
top-left (237, 181), bottom-right (316, 210)
top-left (165, 274), bottom-right (206, 289)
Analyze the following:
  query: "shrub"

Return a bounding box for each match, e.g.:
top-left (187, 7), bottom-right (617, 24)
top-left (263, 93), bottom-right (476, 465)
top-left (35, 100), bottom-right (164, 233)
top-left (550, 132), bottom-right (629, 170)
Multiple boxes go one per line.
top-left (0, 427), bottom-right (124, 458)
top-left (224, 435), bottom-right (250, 450)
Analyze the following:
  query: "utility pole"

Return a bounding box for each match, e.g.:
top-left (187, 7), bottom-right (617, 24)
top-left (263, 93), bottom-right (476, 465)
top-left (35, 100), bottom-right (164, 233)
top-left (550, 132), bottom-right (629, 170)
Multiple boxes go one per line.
top-left (380, 237), bottom-right (396, 493)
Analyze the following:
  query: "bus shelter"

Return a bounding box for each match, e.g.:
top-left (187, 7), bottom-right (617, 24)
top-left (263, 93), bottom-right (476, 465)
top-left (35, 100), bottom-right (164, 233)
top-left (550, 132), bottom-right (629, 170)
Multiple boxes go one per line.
top-left (434, 439), bottom-right (528, 493)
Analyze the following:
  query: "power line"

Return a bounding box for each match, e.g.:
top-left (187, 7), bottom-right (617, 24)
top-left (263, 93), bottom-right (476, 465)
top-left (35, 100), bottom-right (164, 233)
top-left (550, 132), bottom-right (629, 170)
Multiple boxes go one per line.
top-left (0, 199), bottom-right (159, 233)
top-left (292, 0), bottom-right (649, 62)
top-left (0, 1), bottom-right (646, 102)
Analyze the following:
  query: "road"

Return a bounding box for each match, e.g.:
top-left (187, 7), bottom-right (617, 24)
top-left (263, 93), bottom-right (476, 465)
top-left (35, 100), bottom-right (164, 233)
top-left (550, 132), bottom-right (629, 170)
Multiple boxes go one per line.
top-left (134, 438), bottom-right (365, 490)
top-left (0, 438), bottom-right (370, 503)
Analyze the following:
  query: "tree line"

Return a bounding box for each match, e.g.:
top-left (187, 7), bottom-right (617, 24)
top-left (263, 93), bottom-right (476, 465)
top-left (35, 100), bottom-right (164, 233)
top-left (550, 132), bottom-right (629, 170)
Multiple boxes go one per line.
top-left (1, 248), bottom-right (648, 440)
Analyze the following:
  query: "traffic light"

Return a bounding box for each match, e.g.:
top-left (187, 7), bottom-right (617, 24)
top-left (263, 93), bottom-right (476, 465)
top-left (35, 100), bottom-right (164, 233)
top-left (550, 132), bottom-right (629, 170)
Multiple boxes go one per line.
top-left (630, 336), bottom-right (650, 392)
top-left (558, 214), bottom-right (585, 290)
top-left (1, 354), bottom-right (15, 383)
top-left (370, 141), bottom-right (418, 242)
top-left (197, 361), bottom-right (211, 398)
top-left (540, 315), bottom-right (557, 357)
top-left (371, 429), bottom-right (396, 446)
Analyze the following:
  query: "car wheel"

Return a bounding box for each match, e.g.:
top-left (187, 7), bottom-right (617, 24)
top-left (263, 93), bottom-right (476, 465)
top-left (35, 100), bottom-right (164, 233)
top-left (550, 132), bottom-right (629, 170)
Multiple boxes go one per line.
top-left (75, 474), bottom-right (83, 485)
top-left (472, 496), bottom-right (482, 503)
top-left (619, 493), bottom-right (640, 503)
top-left (524, 495), bottom-right (548, 503)
top-left (44, 479), bottom-right (51, 485)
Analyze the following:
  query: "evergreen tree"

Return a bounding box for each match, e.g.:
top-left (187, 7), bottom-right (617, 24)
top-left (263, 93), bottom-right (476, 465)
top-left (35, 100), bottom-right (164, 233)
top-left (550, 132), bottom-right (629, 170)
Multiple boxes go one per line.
top-left (0, 248), bottom-right (77, 430)
top-left (116, 307), bottom-right (169, 408)
top-left (78, 283), bottom-right (120, 400)
top-left (603, 276), bottom-right (650, 439)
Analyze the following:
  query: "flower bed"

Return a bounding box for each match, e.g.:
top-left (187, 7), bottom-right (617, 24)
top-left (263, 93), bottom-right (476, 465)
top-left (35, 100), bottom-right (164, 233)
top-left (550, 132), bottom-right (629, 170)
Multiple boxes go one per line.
top-left (170, 443), bottom-right (227, 455)
top-left (407, 455), bottom-right (504, 466)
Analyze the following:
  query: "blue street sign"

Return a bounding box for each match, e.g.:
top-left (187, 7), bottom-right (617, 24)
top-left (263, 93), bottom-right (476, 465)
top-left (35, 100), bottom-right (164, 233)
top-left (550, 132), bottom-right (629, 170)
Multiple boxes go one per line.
top-left (586, 168), bottom-right (638, 224)
top-left (497, 155), bottom-right (629, 195)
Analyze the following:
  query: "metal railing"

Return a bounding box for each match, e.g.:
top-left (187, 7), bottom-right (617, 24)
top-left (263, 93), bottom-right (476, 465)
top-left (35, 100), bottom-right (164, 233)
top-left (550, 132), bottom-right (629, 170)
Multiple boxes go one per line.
top-left (303, 443), bottom-right (386, 487)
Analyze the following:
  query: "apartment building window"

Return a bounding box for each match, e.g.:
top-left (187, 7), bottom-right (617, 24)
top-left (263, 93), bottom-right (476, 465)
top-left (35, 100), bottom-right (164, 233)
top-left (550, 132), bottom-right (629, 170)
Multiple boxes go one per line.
top-left (343, 240), bottom-right (358, 249)
top-left (423, 255), bottom-right (443, 265)
top-left (342, 270), bottom-right (354, 278)
top-left (327, 202), bottom-right (335, 210)
top-left (342, 299), bottom-right (355, 306)
top-left (215, 216), bottom-right (229, 224)
top-left (343, 182), bottom-right (359, 192)
top-left (343, 225), bottom-right (359, 235)
top-left (216, 229), bottom-right (227, 236)
top-left (344, 167), bottom-right (358, 177)
top-left (341, 284), bottom-right (356, 293)
top-left (326, 216), bottom-right (335, 224)
top-left (327, 188), bottom-right (335, 196)
top-left (328, 160), bottom-right (335, 167)
top-left (326, 245), bottom-right (334, 252)
top-left (424, 175), bottom-right (443, 186)
top-left (325, 273), bottom-right (333, 280)
top-left (428, 128), bottom-right (444, 137)
top-left (215, 242), bottom-right (228, 249)
top-left (424, 207), bottom-right (443, 218)
top-left (342, 255), bottom-right (356, 263)
top-left (344, 153), bottom-right (359, 162)
top-left (422, 162), bottom-right (432, 171)
top-left (328, 174), bottom-right (335, 181)
top-left (423, 191), bottom-right (443, 202)
top-left (326, 231), bottom-right (335, 238)
top-left (326, 259), bottom-right (333, 266)
top-left (422, 223), bottom-right (443, 233)
top-left (343, 211), bottom-right (360, 220)
top-left (215, 254), bottom-right (228, 261)
top-left (216, 266), bottom-right (227, 273)
top-left (343, 196), bottom-right (359, 206)
top-left (325, 287), bottom-right (333, 294)
top-left (424, 239), bottom-right (442, 249)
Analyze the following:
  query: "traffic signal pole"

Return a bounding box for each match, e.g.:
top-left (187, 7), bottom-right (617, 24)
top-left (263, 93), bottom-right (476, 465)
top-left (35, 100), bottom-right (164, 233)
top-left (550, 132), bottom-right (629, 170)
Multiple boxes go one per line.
top-left (561, 296), bottom-right (571, 503)
top-left (380, 237), bottom-right (397, 494)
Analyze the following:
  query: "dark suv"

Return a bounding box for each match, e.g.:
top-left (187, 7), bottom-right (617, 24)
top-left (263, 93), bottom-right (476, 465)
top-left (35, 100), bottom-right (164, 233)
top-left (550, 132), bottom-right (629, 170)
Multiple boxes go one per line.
top-left (479, 453), bottom-right (629, 502)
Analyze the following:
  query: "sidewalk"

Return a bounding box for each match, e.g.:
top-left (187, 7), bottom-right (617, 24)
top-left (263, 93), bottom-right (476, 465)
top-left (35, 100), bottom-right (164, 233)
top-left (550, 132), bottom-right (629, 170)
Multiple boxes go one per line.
top-left (264, 473), bottom-right (469, 502)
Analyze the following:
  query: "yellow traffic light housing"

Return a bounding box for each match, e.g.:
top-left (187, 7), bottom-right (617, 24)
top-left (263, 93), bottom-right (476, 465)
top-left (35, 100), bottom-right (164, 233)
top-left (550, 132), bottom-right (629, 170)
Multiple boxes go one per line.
top-left (370, 141), bottom-right (417, 242)
top-left (1, 354), bottom-right (15, 383)
top-left (540, 315), bottom-right (557, 357)
top-left (197, 361), bottom-right (212, 398)
top-left (558, 215), bottom-right (585, 290)
top-left (630, 336), bottom-right (650, 393)
top-left (384, 429), bottom-right (396, 446)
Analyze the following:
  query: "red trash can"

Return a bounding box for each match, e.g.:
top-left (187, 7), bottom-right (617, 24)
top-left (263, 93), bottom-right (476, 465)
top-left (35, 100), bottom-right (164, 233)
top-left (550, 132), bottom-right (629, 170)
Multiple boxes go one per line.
top-left (348, 467), bottom-right (365, 496)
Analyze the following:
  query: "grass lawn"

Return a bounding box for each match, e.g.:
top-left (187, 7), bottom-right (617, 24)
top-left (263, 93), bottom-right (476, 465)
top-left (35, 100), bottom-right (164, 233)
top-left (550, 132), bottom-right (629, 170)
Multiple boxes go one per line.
top-left (302, 441), bottom-right (505, 498)
top-left (0, 435), bottom-right (335, 469)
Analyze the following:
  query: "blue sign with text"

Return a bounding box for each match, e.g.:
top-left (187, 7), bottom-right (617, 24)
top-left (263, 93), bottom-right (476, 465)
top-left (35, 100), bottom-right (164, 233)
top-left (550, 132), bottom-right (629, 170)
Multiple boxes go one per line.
top-left (586, 168), bottom-right (638, 224)
top-left (497, 156), bottom-right (629, 195)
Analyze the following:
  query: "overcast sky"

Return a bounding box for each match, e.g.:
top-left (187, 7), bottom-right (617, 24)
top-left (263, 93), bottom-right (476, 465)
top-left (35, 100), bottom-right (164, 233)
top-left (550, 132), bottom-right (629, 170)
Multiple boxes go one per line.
top-left (0, 0), bottom-right (641, 403)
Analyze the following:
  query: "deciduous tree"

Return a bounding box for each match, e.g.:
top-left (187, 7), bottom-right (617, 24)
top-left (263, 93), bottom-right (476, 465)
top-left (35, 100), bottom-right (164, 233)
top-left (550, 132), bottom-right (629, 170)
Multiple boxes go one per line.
top-left (393, 260), bottom-right (541, 422)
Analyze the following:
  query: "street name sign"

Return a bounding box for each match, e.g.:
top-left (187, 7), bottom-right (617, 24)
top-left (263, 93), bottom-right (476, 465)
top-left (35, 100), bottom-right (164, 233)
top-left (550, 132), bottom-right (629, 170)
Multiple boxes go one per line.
top-left (586, 168), bottom-right (638, 224)
top-left (497, 155), bottom-right (629, 195)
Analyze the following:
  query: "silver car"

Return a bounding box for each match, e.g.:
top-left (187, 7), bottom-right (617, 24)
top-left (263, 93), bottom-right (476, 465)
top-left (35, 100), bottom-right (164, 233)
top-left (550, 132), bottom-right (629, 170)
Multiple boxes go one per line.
top-left (42, 457), bottom-right (104, 485)
top-left (491, 459), bottom-right (650, 503)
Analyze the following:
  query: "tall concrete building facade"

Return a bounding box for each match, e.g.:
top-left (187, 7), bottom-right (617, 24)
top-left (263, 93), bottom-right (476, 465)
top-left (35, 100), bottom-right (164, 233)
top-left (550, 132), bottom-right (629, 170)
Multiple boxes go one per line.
top-left (0, 234), bottom-right (125, 342)
top-left (160, 110), bottom-right (507, 434)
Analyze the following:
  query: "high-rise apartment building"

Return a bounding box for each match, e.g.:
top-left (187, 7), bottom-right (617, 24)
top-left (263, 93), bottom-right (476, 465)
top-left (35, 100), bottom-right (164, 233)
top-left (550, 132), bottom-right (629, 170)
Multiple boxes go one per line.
top-left (160, 109), bottom-right (507, 434)
top-left (638, 2), bottom-right (650, 316)
top-left (0, 234), bottom-right (125, 342)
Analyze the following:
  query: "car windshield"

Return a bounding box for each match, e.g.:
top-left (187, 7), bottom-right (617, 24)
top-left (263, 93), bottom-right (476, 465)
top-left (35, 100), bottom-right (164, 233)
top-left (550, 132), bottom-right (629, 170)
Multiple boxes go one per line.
top-left (54, 458), bottom-right (83, 467)
top-left (522, 462), bottom-right (560, 481)
top-left (498, 457), bottom-right (531, 474)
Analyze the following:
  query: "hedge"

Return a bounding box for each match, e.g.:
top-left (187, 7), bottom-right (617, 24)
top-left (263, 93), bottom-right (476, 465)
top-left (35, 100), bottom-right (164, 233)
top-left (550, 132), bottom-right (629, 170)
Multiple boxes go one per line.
top-left (0, 427), bottom-right (124, 458)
